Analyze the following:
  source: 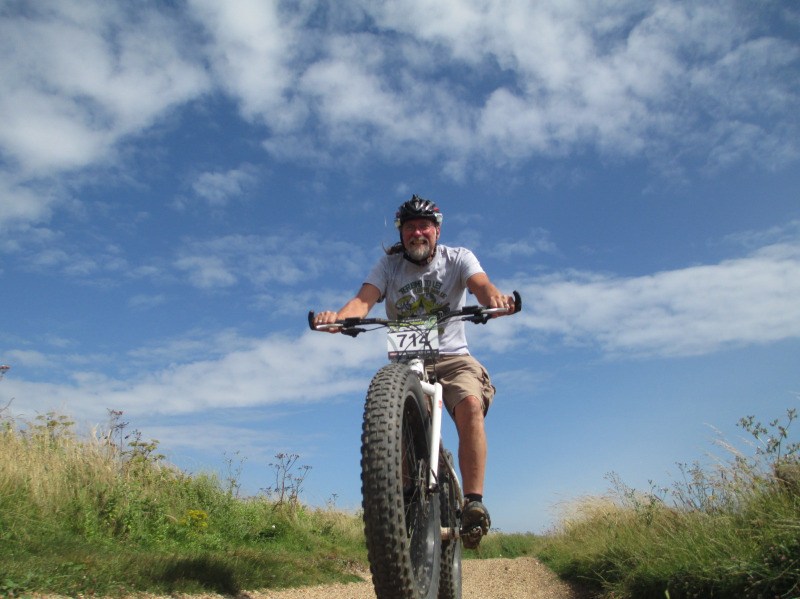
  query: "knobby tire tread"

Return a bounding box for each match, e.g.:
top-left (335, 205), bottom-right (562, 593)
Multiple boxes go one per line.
top-left (361, 363), bottom-right (440, 599)
top-left (438, 449), bottom-right (462, 599)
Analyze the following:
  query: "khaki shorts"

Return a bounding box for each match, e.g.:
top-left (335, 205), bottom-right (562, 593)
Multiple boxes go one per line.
top-left (429, 354), bottom-right (495, 417)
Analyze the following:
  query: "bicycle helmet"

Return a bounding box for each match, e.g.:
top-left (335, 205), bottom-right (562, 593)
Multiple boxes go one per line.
top-left (394, 195), bottom-right (443, 229)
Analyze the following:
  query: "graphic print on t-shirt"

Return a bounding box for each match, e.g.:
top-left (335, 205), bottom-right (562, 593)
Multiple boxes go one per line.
top-left (395, 278), bottom-right (451, 318)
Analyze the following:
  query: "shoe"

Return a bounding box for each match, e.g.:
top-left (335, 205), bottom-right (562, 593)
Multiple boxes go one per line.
top-left (461, 500), bottom-right (491, 549)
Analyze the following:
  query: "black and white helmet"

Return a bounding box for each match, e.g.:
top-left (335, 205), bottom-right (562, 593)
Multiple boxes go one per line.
top-left (394, 195), bottom-right (443, 229)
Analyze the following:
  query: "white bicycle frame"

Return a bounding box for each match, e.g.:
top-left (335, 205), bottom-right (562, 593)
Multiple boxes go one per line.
top-left (406, 357), bottom-right (444, 491)
top-left (406, 356), bottom-right (463, 542)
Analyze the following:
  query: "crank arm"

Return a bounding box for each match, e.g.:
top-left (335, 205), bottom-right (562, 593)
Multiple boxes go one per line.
top-left (441, 526), bottom-right (460, 542)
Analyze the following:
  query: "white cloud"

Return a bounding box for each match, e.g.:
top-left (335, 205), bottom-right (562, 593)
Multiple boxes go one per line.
top-left (295, 0), bottom-right (798, 172)
top-left (173, 233), bottom-right (367, 290)
top-left (191, 165), bottom-right (258, 207)
top-left (128, 294), bottom-right (167, 311)
top-left (0, 0), bottom-right (797, 227)
top-left (503, 240), bottom-right (800, 357)
top-left (188, 0), bottom-right (304, 126)
top-left (174, 254), bottom-right (238, 289)
top-left (2, 329), bottom-right (382, 424)
top-left (0, 176), bottom-right (60, 229)
top-left (0, 1), bottom-right (209, 176)
top-left (487, 228), bottom-right (558, 259)
top-left (0, 1), bottom-right (210, 230)
top-left (4, 232), bottom-right (800, 429)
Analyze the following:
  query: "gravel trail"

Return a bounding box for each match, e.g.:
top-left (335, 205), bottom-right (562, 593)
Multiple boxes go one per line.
top-left (36, 557), bottom-right (593, 599)
top-left (235, 557), bottom-right (593, 599)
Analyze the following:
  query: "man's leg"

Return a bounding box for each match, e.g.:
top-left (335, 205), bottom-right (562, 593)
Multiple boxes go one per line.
top-left (453, 395), bottom-right (487, 496)
top-left (453, 394), bottom-right (491, 548)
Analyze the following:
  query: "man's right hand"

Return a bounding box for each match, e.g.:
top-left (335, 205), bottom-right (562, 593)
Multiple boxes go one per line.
top-left (311, 285), bottom-right (379, 332)
top-left (312, 310), bottom-right (341, 333)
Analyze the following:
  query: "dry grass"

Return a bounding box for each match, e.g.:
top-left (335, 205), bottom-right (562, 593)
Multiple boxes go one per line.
top-left (537, 408), bottom-right (800, 598)
top-left (0, 412), bottom-right (367, 596)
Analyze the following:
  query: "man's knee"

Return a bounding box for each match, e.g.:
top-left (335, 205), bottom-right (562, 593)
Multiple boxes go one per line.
top-left (454, 395), bottom-right (485, 426)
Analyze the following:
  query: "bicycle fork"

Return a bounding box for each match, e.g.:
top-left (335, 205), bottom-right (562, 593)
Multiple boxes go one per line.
top-left (408, 359), bottom-right (461, 542)
top-left (407, 359), bottom-right (442, 492)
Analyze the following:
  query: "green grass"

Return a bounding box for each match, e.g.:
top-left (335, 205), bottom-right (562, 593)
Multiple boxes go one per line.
top-left (5, 406), bottom-right (796, 598)
top-left (0, 412), bottom-right (367, 596)
top-left (534, 408), bottom-right (800, 599)
top-left (465, 531), bottom-right (546, 559)
top-left (0, 410), bottom-right (539, 597)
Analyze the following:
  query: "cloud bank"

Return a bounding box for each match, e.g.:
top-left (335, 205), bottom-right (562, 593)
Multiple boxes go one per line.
top-left (1, 0), bottom-right (797, 227)
top-left (6, 230), bottom-right (800, 423)
top-left (490, 239), bottom-right (800, 358)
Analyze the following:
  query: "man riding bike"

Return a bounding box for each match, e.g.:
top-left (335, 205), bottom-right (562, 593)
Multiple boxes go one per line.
top-left (313, 195), bottom-right (516, 548)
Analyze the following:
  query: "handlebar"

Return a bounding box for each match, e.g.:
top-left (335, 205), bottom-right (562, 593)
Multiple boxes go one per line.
top-left (308, 291), bottom-right (522, 336)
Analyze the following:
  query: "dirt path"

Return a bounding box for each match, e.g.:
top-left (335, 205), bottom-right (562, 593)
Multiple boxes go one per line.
top-left (238, 557), bottom-right (592, 599)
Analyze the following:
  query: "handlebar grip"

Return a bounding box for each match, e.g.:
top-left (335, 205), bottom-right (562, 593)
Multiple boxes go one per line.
top-left (513, 290), bottom-right (522, 313)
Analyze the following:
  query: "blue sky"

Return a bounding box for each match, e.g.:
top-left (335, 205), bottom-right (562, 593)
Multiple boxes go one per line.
top-left (1, 0), bottom-right (799, 533)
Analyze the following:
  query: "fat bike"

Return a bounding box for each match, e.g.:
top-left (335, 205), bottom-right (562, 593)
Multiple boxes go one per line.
top-left (309, 292), bottom-right (521, 599)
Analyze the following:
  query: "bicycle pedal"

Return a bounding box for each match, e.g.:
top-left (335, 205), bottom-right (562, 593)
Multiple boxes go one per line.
top-left (460, 525), bottom-right (484, 549)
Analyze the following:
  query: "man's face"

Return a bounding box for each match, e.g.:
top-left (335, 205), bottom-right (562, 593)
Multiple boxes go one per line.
top-left (401, 218), bottom-right (439, 261)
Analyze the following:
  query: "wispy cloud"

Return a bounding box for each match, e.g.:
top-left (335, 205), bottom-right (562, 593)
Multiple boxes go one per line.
top-left (143, 421), bottom-right (292, 466)
top-left (2, 225), bottom-right (129, 280)
top-left (487, 228), bottom-right (558, 259)
top-left (174, 254), bottom-right (238, 289)
top-left (189, 164), bottom-right (258, 207)
top-left (2, 349), bottom-right (51, 369)
top-left (2, 330), bottom-right (382, 424)
top-left (0, 176), bottom-right (60, 228)
top-left (173, 233), bottom-right (367, 290)
top-left (6, 230), bottom-right (799, 427)
top-left (128, 294), bottom-right (167, 311)
top-left (493, 239), bottom-right (800, 358)
top-left (1, 226), bottom-right (367, 293)
top-left (257, 1), bottom-right (798, 173)
top-left (0, 1), bottom-right (209, 176)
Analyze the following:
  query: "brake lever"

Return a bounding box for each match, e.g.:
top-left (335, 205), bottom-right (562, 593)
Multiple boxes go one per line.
top-left (463, 314), bottom-right (491, 325)
top-left (341, 327), bottom-right (365, 337)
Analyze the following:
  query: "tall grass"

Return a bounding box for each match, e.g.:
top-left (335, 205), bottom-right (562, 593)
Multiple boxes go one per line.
top-left (0, 410), bottom-right (366, 597)
top-left (0, 403), bottom-right (543, 597)
top-left (14, 399), bottom-right (795, 599)
top-left (537, 408), bottom-right (800, 599)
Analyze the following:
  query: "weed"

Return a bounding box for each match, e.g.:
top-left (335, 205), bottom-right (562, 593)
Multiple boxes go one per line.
top-left (261, 452), bottom-right (312, 506)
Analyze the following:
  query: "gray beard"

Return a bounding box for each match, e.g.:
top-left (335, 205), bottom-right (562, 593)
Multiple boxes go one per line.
top-left (405, 242), bottom-right (431, 261)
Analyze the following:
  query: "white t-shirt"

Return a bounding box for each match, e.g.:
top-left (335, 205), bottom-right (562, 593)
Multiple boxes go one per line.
top-left (364, 245), bottom-right (485, 354)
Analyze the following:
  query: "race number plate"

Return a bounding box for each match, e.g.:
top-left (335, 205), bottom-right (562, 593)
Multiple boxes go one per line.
top-left (387, 317), bottom-right (439, 360)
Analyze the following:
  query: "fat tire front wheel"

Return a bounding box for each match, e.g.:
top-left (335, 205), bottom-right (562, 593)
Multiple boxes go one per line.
top-left (438, 449), bottom-right (462, 599)
top-left (361, 363), bottom-right (441, 599)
